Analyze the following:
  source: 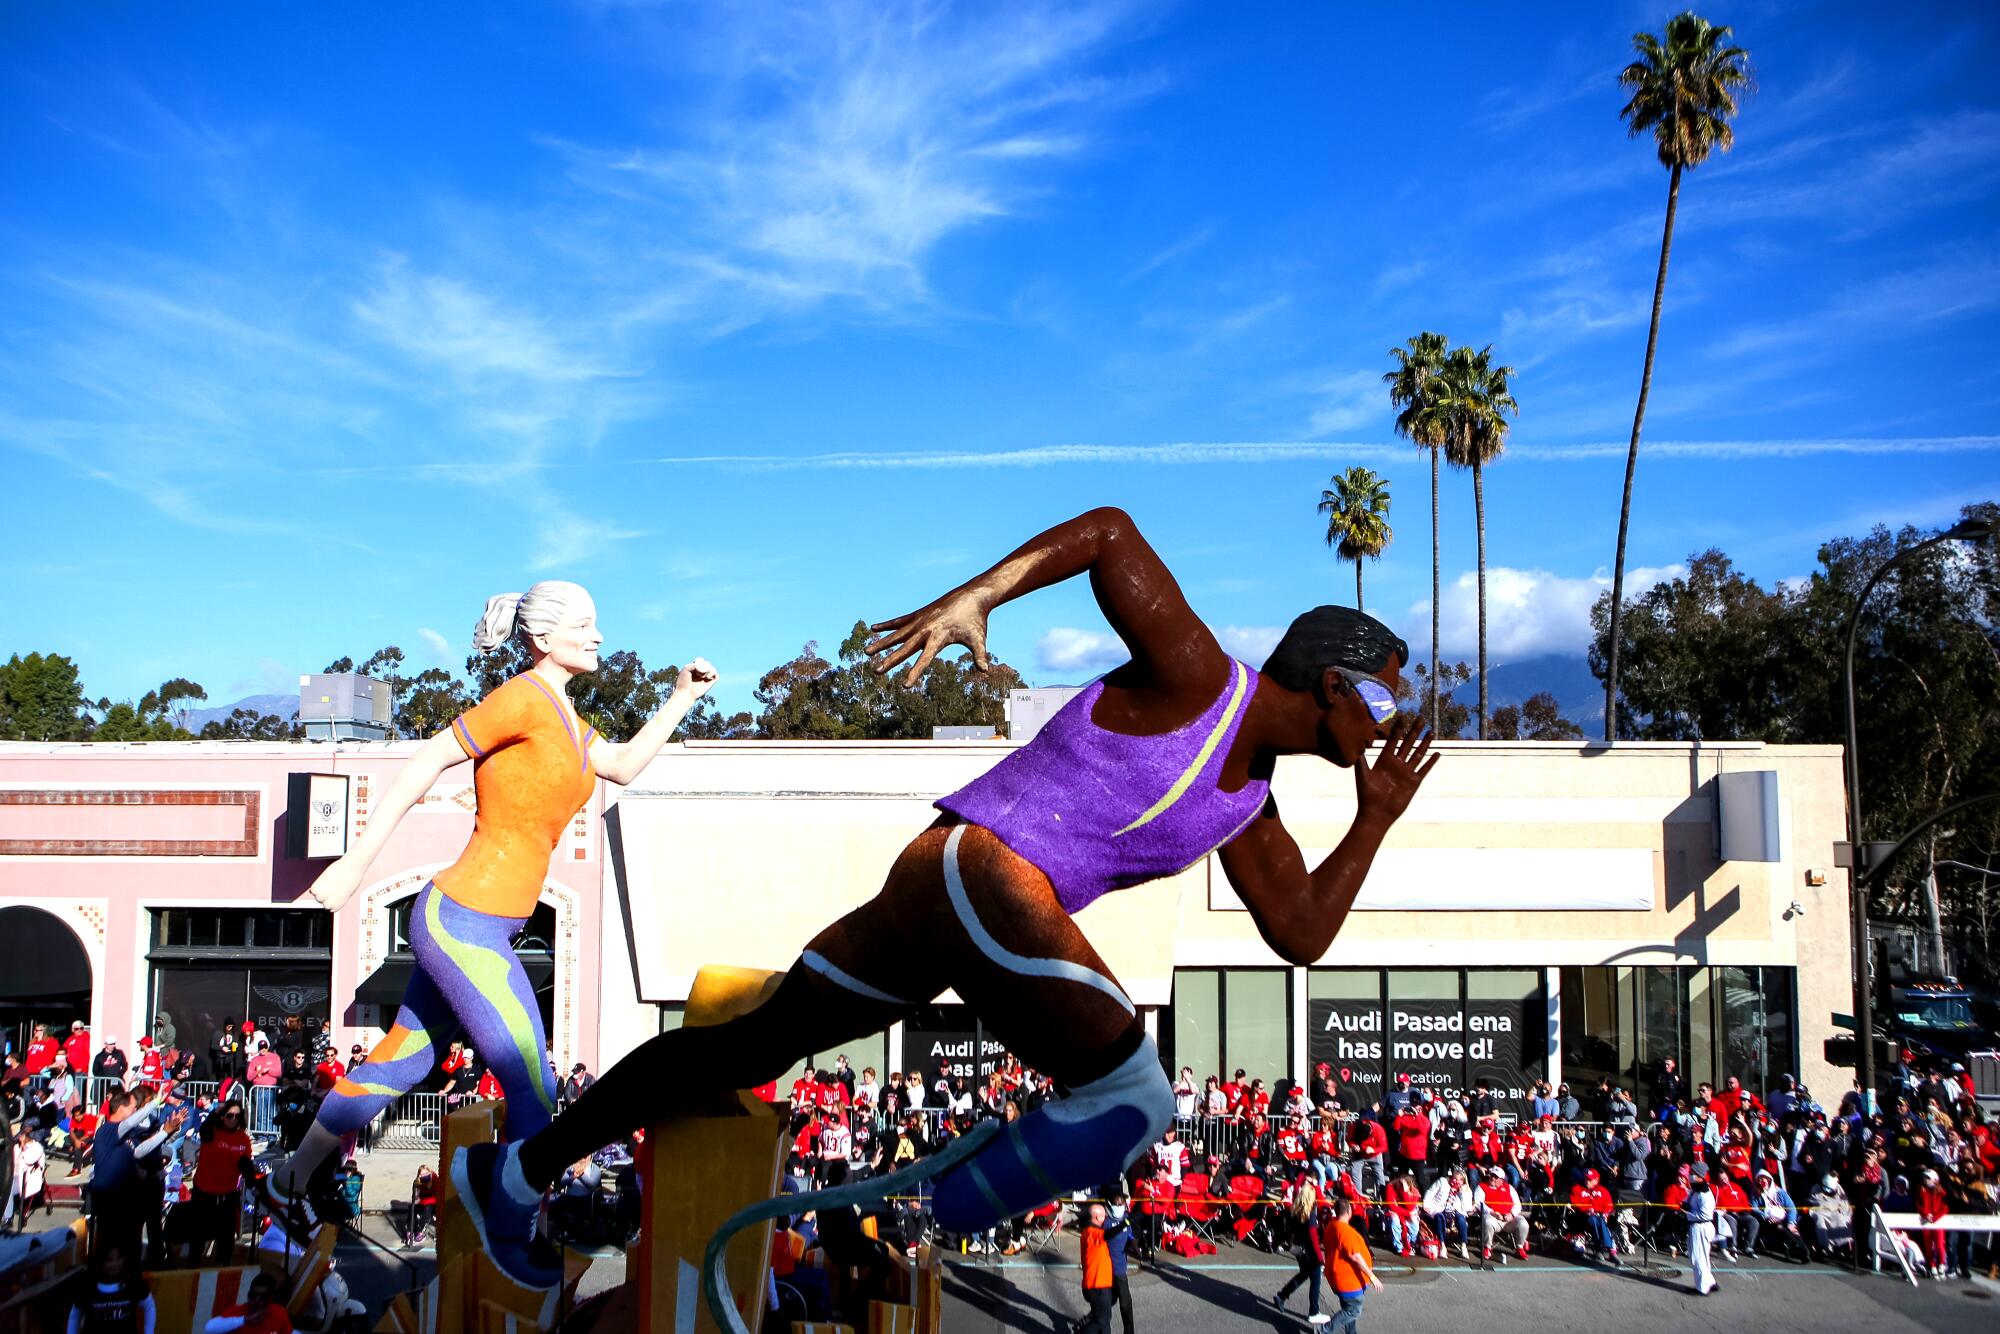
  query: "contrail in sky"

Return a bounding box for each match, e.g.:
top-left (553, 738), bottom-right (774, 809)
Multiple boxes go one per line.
top-left (314, 435), bottom-right (2000, 477)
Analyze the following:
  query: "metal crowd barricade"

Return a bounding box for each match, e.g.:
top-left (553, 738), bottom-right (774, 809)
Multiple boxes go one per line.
top-left (364, 1092), bottom-right (447, 1152)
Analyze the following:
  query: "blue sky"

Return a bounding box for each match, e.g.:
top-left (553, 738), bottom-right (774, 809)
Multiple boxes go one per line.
top-left (4, 0), bottom-right (1996, 715)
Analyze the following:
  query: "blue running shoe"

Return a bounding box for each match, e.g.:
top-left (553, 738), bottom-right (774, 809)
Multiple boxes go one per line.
top-left (931, 1101), bottom-right (1149, 1233)
top-left (931, 1037), bottom-right (1171, 1233)
top-left (453, 1141), bottom-right (560, 1289)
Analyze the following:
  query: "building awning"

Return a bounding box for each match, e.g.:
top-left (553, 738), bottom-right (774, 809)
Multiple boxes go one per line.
top-left (0, 906), bottom-right (90, 1001)
top-left (355, 955), bottom-right (553, 1009)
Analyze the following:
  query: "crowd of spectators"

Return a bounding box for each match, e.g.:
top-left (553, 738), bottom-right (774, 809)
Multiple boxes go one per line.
top-left (730, 1047), bottom-right (1996, 1313)
top-left (1114, 1057), bottom-right (1998, 1281)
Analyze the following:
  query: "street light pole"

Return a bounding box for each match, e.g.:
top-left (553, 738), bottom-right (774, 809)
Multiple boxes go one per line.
top-left (1840, 517), bottom-right (1992, 1108)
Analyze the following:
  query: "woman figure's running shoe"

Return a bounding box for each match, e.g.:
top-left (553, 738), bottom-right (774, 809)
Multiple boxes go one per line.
top-left (255, 1170), bottom-right (319, 1247)
top-left (453, 1141), bottom-right (560, 1289)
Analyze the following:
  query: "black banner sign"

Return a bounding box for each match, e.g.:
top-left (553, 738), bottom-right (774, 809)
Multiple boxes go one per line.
top-left (1307, 979), bottom-right (1544, 1114)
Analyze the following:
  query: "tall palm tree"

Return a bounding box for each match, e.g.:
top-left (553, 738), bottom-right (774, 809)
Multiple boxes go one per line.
top-left (1435, 345), bottom-right (1518, 739)
top-left (1602, 11), bottom-right (1751, 740)
top-left (1318, 466), bottom-right (1394, 611)
top-left (1385, 332), bottom-right (1450, 734)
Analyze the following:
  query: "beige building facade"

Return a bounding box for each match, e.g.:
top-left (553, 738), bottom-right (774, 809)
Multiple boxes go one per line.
top-left (601, 738), bottom-right (1853, 1114)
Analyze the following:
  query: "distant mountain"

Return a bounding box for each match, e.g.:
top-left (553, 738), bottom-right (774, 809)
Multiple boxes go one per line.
top-left (1446, 653), bottom-right (1603, 732)
top-left (182, 693), bottom-right (299, 733)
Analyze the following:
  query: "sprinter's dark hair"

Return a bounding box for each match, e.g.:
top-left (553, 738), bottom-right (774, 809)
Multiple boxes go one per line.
top-left (1261, 605), bottom-right (1408, 692)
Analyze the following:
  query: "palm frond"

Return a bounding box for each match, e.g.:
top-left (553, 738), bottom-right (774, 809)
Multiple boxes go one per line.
top-left (1318, 466), bottom-right (1394, 564)
top-left (1618, 11), bottom-right (1754, 170)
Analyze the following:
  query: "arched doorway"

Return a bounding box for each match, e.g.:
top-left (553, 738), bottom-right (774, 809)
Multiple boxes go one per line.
top-left (0, 905), bottom-right (91, 1064)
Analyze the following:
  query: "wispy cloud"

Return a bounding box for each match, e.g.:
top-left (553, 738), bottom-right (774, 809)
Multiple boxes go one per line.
top-left (417, 628), bottom-right (453, 663)
top-left (306, 434), bottom-right (2000, 479)
top-left (1705, 246), bottom-right (2000, 360)
top-left (635, 434), bottom-right (2000, 471)
top-left (1125, 225), bottom-right (1216, 282)
top-left (544, 0), bottom-right (1160, 321)
top-left (1695, 108), bottom-right (2000, 238)
top-left (1474, 36), bottom-right (1618, 135)
top-left (1302, 370), bottom-right (1385, 436)
top-left (531, 505), bottom-right (648, 572)
top-left (1371, 259), bottom-right (1428, 298)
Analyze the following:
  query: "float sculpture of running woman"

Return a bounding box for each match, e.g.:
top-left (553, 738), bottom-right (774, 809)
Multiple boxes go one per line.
top-left (261, 582), bottom-right (714, 1236)
top-left (458, 507), bottom-right (1435, 1285)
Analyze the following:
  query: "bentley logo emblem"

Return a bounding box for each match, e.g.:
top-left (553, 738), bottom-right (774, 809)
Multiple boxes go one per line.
top-left (313, 798), bottom-right (339, 820)
top-left (252, 984), bottom-right (329, 1014)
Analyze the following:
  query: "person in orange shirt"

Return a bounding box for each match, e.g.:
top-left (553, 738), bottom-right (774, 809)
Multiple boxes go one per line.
top-left (1075, 1202), bottom-right (1117, 1334)
top-left (1321, 1197), bottom-right (1382, 1333)
top-left (260, 581), bottom-right (714, 1250)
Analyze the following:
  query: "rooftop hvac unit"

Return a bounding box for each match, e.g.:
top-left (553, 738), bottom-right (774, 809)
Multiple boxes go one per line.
top-left (298, 673), bottom-right (392, 741)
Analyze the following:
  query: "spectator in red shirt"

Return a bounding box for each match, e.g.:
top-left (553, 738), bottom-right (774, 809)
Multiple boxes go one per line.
top-left (1222, 1070), bottom-right (1248, 1116)
top-left (1346, 1112), bottom-right (1389, 1199)
top-left (1719, 1126), bottom-right (1754, 1185)
top-left (1468, 1115), bottom-right (1505, 1174)
top-left (1915, 1168), bottom-right (1950, 1275)
top-left (789, 1067), bottom-right (819, 1114)
top-left (1709, 1075), bottom-right (1764, 1122)
top-left (313, 1051), bottom-right (346, 1092)
top-left (137, 1039), bottom-right (165, 1085)
top-left (1712, 1174), bottom-right (1751, 1259)
top-left (1392, 1103), bottom-right (1433, 1188)
top-left (1382, 1171), bottom-right (1422, 1255)
top-left (63, 1022), bottom-right (92, 1076)
top-left (201, 1271), bottom-right (292, 1333)
top-left (1275, 1117), bottom-right (1311, 1171)
top-left (190, 1099), bottom-right (255, 1263)
top-left (21, 1025), bottom-right (58, 1076)
top-left (474, 1067), bottom-right (503, 1101)
top-left (1569, 1167), bottom-right (1618, 1262)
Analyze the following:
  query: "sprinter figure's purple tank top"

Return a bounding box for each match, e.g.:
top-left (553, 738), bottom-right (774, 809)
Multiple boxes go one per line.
top-left (936, 658), bottom-right (1269, 915)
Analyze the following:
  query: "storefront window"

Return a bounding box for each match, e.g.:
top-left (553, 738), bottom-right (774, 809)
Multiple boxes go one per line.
top-left (1559, 965), bottom-right (1796, 1108)
top-left (1169, 968), bottom-right (1291, 1086)
top-left (154, 908), bottom-right (330, 952)
top-left (149, 908), bottom-right (331, 1081)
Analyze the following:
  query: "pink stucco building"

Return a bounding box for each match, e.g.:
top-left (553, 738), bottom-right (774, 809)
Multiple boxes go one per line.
top-left (0, 739), bottom-right (604, 1077)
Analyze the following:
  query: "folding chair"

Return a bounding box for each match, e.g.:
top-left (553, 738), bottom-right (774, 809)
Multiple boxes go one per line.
top-left (1017, 1199), bottom-right (1065, 1254)
top-left (1178, 1175), bottom-right (1224, 1246)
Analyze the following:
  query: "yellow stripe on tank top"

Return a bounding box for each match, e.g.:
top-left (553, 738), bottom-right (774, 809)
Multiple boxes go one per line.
top-left (424, 890), bottom-right (555, 1117)
top-left (1112, 660), bottom-right (1249, 838)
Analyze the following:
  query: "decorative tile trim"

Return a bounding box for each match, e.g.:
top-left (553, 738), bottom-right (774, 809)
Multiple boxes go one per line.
top-left (0, 788), bottom-right (260, 857)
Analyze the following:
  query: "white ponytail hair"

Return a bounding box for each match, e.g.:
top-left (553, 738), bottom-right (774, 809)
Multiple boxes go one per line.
top-left (471, 581), bottom-right (594, 653)
top-left (473, 593), bottom-right (524, 652)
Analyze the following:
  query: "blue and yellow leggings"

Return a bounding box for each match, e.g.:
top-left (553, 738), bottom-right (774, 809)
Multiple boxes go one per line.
top-left (316, 883), bottom-right (557, 1142)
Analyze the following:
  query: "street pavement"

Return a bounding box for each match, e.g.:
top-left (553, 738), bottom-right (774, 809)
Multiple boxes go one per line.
top-left (26, 1149), bottom-right (1997, 1331)
top-left (930, 1250), bottom-right (1997, 1334)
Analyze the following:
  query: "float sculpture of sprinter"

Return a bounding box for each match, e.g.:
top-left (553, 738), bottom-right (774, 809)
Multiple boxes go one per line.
top-left (261, 582), bottom-right (715, 1237)
top-left (459, 508), bottom-right (1436, 1285)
